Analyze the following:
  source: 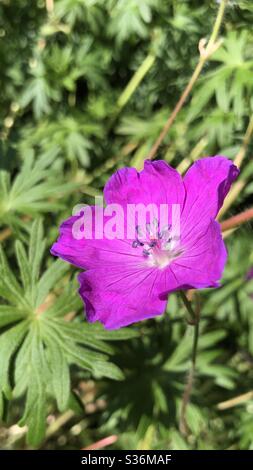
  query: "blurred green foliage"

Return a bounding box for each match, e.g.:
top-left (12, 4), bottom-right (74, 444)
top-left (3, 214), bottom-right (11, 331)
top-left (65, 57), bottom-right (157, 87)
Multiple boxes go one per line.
top-left (0, 0), bottom-right (253, 450)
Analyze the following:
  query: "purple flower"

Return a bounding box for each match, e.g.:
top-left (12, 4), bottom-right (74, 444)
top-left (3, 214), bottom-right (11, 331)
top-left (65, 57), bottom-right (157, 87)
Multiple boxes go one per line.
top-left (246, 267), bottom-right (253, 281)
top-left (51, 156), bottom-right (239, 330)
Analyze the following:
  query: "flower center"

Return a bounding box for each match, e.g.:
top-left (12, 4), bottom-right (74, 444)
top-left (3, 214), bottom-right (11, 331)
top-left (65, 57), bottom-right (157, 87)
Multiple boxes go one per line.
top-left (132, 220), bottom-right (183, 269)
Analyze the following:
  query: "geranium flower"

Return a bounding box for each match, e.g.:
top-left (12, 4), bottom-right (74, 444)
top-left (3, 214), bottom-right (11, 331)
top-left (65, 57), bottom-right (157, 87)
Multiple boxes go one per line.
top-left (51, 156), bottom-right (239, 329)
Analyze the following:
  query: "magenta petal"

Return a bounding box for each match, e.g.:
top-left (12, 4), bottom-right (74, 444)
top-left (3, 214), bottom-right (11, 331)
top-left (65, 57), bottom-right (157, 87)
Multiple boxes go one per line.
top-left (51, 210), bottom-right (142, 270)
top-left (183, 156), bottom-right (239, 218)
top-left (172, 220), bottom-right (227, 289)
top-left (181, 156), bottom-right (239, 240)
top-left (104, 159), bottom-right (185, 207)
top-left (103, 167), bottom-right (140, 205)
top-left (50, 215), bottom-right (95, 269)
top-left (78, 267), bottom-right (167, 329)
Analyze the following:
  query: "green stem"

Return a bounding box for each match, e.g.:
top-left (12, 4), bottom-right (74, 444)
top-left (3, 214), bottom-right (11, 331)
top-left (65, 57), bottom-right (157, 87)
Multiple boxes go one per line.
top-left (233, 113), bottom-right (253, 167)
top-left (179, 291), bottom-right (196, 324)
top-left (191, 318), bottom-right (199, 368)
top-left (117, 52), bottom-right (155, 109)
top-left (179, 292), bottom-right (200, 436)
top-left (207, 0), bottom-right (227, 50)
top-left (107, 50), bottom-right (156, 133)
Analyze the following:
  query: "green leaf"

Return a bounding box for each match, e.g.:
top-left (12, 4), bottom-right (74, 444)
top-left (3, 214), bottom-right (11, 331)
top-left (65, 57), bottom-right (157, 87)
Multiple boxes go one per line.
top-left (0, 305), bottom-right (27, 328)
top-left (19, 323), bottom-right (47, 446)
top-left (43, 283), bottom-right (81, 318)
top-left (29, 218), bottom-right (45, 283)
top-left (0, 391), bottom-right (4, 420)
top-left (163, 330), bottom-right (192, 371)
top-left (41, 320), bottom-right (94, 371)
top-left (91, 325), bottom-right (139, 341)
top-left (0, 170), bottom-right (11, 202)
top-left (50, 319), bottom-right (115, 355)
top-left (1, 149), bottom-right (79, 221)
top-left (0, 320), bottom-right (29, 397)
top-left (198, 330), bottom-right (227, 349)
top-left (46, 336), bottom-right (70, 412)
top-left (0, 245), bottom-right (27, 307)
top-left (93, 360), bottom-right (124, 381)
top-left (26, 388), bottom-right (46, 447)
top-left (68, 391), bottom-right (84, 415)
top-left (35, 259), bottom-right (69, 308)
top-left (13, 329), bottom-right (33, 398)
top-left (15, 240), bottom-right (32, 294)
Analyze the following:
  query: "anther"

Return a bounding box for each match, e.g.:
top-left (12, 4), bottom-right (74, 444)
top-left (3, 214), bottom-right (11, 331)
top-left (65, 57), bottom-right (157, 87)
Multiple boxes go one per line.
top-left (159, 225), bottom-right (172, 240)
top-left (132, 239), bottom-right (144, 248)
top-left (152, 218), bottom-right (159, 228)
top-left (135, 225), bottom-right (143, 236)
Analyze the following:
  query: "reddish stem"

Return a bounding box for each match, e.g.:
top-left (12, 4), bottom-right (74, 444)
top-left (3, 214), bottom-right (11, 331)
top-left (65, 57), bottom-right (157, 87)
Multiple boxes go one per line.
top-left (220, 207), bottom-right (253, 232)
top-left (81, 435), bottom-right (118, 451)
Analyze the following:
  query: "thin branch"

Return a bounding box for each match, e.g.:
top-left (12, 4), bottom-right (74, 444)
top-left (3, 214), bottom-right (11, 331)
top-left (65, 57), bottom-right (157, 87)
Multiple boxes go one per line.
top-left (176, 137), bottom-right (208, 174)
top-left (234, 114), bottom-right (253, 168)
top-left (0, 226), bottom-right (12, 242)
top-left (218, 116), bottom-right (253, 219)
top-left (46, 0), bottom-right (54, 13)
top-left (217, 391), bottom-right (253, 410)
top-left (45, 410), bottom-right (75, 439)
top-left (81, 435), bottom-right (118, 451)
top-left (220, 207), bottom-right (253, 232)
top-left (147, 0), bottom-right (228, 160)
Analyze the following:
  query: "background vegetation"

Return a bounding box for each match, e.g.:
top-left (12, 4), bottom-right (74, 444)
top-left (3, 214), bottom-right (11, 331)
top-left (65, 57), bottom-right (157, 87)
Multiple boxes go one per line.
top-left (0, 0), bottom-right (253, 450)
